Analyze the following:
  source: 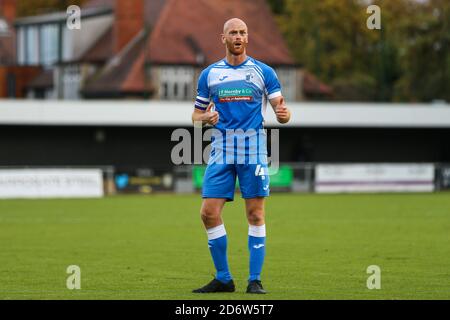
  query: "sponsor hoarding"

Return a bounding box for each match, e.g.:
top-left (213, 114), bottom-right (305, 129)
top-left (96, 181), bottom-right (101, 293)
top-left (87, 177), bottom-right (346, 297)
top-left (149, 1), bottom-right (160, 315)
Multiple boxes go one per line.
top-left (0, 169), bottom-right (104, 198)
top-left (315, 164), bottom-right (435, 193)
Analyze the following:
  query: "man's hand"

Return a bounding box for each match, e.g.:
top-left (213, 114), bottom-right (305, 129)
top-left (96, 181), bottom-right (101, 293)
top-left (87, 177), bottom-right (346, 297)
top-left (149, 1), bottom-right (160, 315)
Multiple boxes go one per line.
top-left (192, 102), bottom-right (219, 127)
top-left (274, 97), bottom-right (290, 124)
top-left (203, 102), bottom-right (219, 126)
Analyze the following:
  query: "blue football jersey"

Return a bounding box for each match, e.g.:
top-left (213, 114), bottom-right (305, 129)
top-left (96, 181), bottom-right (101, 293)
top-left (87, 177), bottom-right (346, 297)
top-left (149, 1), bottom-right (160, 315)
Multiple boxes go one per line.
top-left (194, 56), bottom-right (282, 157)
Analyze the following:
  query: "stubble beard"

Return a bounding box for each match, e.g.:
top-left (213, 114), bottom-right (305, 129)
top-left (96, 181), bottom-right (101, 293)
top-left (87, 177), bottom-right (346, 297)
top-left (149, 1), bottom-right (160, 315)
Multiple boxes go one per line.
top-left (226, 40), bottom-right (246, 56)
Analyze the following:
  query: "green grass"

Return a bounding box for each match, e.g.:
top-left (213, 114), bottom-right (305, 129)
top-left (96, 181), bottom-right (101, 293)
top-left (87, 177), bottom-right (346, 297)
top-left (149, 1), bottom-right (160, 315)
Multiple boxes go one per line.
top-left (0, 193), bottom-right (449, 300)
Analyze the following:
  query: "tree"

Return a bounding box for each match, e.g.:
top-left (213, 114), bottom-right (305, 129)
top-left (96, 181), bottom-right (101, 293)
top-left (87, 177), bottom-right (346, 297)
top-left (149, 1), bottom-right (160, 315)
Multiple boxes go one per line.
top-left (389, 0), bottom-right (450, 102)
top-left (270, 0), bottom-right (449, 102)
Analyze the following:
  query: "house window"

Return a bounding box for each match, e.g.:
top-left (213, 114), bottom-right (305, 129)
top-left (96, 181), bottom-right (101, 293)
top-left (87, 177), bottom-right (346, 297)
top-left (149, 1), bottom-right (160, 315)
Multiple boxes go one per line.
top-left (40, 24), bottom-right (59, 66)
top-left (162, 82), bottom-right (168, 99)
top-left (17, 24), bottom-right (60, 66)
top-left (62, 26), bottom-right (73, 61)
top-left (159, 66), bottom-right (194, 100)
top-left (62, 65), bottom-right (81, 99)
top-left (26, 26), bottom-right (39, 65)
top-left (17, 27), bottom-right (26, 65)
top-left (0, 18), bottom-right (9, 35)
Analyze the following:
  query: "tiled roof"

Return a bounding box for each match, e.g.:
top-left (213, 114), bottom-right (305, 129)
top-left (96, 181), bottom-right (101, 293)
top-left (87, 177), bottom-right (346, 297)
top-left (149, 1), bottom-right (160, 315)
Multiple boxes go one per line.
top-left (82, 31), bottom-right (152, 96)
top-left (144, 0), bottom-right (166, 28)
top-left (18, 0), bottom-right (331, 98)
top-left (147, 0), bottom-right (294, 66)
top-left (83, 0), bottom-right (165, 28)
top-left (78, 0), bottom-right (166, 95)
top-left (80, 26), bottom-right (114, 63)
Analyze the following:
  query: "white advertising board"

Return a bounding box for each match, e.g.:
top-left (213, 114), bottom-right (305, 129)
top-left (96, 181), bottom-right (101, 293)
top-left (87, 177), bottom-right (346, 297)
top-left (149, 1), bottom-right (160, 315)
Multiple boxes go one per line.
top-left (316, 164), bottom-right (435, 193)
top-left (0, 169), bottom-right (104, 199)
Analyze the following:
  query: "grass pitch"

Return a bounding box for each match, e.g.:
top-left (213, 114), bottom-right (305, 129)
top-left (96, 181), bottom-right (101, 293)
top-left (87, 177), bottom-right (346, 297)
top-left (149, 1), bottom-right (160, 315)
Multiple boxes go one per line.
top-left (0, 193), bottom-right (449, 300)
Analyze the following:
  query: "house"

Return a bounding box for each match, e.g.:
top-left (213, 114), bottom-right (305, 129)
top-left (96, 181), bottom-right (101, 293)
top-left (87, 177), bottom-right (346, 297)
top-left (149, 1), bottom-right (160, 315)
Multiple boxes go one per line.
top-left (0, 0), bottom-right (41, 98)
top-left (14, 0), bottom-right (116, 98)
top-left (146, 0), bottom-right (299, 101)
top-left (5, 0), bottom-right (332, 101)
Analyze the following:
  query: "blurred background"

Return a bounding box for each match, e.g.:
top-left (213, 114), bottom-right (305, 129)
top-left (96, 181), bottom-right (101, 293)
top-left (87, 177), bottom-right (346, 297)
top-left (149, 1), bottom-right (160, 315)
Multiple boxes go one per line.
top-left (0, 0), bottom-right (449, 198)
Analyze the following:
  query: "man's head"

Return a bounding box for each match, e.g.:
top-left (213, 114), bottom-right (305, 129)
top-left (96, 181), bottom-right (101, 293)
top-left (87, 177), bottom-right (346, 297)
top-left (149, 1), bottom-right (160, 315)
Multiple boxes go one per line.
top-left (222, 18), bottom-right (248, 56)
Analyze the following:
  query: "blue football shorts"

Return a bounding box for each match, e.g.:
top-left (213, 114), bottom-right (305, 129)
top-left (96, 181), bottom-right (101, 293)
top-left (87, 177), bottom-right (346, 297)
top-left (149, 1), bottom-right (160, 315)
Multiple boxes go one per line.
top-left (202, 158), bottom-right (270, 201)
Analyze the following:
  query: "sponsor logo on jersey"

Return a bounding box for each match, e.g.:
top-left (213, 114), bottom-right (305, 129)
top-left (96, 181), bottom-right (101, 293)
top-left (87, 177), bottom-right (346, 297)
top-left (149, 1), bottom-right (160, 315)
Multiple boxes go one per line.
top-left (245, 71), bottom-right (255, 83)
top-left (218, 88), bottom-right (253, 102)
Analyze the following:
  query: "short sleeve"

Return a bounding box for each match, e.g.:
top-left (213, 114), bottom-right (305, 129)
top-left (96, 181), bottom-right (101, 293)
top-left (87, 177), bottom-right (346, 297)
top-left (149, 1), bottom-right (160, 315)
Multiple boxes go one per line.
top-left (263, 67), bottom-right (282, 100)
top-left (194, 69), bottom-right (210, 111)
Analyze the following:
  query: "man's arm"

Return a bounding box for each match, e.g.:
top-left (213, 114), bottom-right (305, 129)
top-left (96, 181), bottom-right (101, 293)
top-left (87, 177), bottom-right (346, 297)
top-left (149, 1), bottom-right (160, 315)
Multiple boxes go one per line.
top-left (269, 96), bottom-right (291, 124)
top-left (192, 102), bottom-right (219, 127)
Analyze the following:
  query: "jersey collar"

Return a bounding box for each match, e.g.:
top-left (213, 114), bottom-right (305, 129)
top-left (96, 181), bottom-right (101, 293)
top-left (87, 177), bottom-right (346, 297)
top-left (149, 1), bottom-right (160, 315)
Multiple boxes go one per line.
top-left (223, 56), bottom-right (250, 69)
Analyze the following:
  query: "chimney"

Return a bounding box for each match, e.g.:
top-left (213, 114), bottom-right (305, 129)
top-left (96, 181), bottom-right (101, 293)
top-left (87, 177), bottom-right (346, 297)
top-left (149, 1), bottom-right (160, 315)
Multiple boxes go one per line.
top-left (114, 0), bottom-right (144, 54)
top-left (0, 0), bottom-right (16, 23)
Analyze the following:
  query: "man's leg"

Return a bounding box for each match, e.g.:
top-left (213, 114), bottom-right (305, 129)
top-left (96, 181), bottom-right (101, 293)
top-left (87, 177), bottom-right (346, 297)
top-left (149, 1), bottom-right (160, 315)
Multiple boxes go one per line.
top-left (245, 197), bottom-right (267, 294)
top-left (193, 198), bottom-right (235, 293)
top-left (201, 198), bottom-right (233, 283)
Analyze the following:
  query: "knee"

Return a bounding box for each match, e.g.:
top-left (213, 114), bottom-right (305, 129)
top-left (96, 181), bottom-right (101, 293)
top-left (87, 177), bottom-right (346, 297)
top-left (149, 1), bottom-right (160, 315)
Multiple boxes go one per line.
top-left (247, 208), bottom-right (265, 225)
top-left (200, 206), bottom-right (221, 224)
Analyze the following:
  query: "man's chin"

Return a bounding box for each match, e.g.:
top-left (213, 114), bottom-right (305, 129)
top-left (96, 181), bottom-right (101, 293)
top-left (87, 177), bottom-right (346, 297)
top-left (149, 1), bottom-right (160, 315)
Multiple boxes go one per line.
top-left (229, 48), bottom-right (246, 56)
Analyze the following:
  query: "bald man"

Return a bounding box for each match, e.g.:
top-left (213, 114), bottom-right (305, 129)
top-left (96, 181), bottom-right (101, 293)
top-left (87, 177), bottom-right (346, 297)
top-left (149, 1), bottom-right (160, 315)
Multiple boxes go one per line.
top-left (192, 18), bottom-right (291, 294)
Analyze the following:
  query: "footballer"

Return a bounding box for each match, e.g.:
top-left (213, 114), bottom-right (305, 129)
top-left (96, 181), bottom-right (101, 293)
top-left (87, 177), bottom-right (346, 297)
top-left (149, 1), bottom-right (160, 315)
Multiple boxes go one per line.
top-left (191, 18), bottom-right (291, 294)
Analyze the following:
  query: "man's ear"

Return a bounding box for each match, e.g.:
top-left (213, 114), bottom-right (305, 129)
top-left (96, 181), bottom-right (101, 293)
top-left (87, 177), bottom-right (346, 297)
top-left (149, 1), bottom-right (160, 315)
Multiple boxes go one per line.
top-left (221, 34), bottom-right (226, 44)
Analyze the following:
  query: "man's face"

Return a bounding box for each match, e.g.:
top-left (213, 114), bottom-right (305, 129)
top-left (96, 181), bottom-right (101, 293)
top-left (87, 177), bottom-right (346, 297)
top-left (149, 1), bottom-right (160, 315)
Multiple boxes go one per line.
top-left (222, 22), bottom-right (248, 56)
